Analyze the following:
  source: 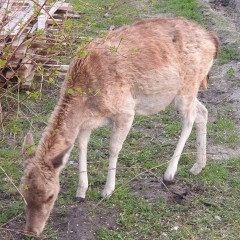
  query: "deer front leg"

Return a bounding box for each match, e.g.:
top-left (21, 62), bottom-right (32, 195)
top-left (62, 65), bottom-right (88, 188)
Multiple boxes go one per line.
top-left (101, 114), bottom-right (134, 198)
top-left (75, 128), bottom-right (92, 201)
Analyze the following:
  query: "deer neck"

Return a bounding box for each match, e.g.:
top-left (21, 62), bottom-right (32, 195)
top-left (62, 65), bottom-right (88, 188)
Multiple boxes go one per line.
top-left (35, 94), bottom-right (84, 171)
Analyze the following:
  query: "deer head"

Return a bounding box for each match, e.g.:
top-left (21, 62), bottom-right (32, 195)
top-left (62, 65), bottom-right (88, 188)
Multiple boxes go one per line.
top-left (20, 131), bottom-right (68, 236)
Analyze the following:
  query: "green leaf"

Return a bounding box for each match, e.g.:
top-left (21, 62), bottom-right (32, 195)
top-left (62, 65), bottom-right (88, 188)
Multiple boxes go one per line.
top-left (26, 145), bottom-right (35, 155)
top-left (95, 88), bottom-right (101, 96)
top-left (67, 88), bottom-right (74, 95)
top-left (47, 77), bottom-right (55, 84)
top-left (64, 19), bottom-right (73, 28)
top-left (130, 47), bottom-right (138, 54)
top-left (86, 36), bottom-right (93, 42)
top-left (76, 87), bottom-right (83, 94)
top-left (110, 46), bottom-right (117, 53)
top-left (0, 60), bottom-right (6, 67)
top-left (77, 51), bottom-right (88, 57)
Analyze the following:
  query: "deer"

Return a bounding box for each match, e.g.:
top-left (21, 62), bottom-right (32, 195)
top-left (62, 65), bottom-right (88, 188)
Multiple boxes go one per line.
top-left (20, 17), bottom-right (219, 236)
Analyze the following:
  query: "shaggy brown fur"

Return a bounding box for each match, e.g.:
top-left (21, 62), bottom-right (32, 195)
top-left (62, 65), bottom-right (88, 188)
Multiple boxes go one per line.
top-left (21, 17), bottom-right (219, 236)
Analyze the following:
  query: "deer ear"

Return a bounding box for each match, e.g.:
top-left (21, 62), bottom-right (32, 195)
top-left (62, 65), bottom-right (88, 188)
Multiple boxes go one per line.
top-left (22, 131), bottom-right (35, 157)
top-left (51, 147), bottom-right (71, 169)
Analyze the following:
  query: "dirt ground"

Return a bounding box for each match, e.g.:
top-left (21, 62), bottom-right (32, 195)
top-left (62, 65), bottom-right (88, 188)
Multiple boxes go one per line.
top-left (52, 202), bottom-right (119, 240)
top-left (3, 1), bottom-right (240, 239)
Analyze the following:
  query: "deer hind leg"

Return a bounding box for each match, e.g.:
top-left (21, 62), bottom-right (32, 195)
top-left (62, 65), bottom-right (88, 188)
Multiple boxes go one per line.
top-left (189, 99), bottom-right (208, 175)
top-left (75, 128), bottom-right (92, 201)
top-left (101, 113), bottom-right (134, 198)
top-left (164, 96), bottom-right (197, 182)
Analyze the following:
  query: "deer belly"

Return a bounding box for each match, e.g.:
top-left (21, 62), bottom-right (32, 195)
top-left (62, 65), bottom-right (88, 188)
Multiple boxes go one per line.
top-left (133, 68), bottom-right (181, 115)
top-left (135, 93), bottom-right (176, 115)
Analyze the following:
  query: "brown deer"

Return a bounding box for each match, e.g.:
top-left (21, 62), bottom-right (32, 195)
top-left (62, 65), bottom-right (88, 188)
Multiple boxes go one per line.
top-left (20, 17), bottom-right (219, 236)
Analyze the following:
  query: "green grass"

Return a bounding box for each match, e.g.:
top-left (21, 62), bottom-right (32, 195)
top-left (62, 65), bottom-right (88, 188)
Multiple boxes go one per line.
top-left (70, 0), bottom-right (145, 36)
top-left (0, 149), bottom-right (24, 225)
top-left (97, 227), bottom-right (126, 240)
top-left (226, 66), bottom-right (235, 79)
top-left (153, 0), bottom-right (206, 24)
top-left (94, 157), bottom-right (240, 239)
top-left (69, 0), bottom-right (207, 39)
top-left (217, 46), bottom-right (239, 65)
top-left (208, 112), bottom-right (239, 145)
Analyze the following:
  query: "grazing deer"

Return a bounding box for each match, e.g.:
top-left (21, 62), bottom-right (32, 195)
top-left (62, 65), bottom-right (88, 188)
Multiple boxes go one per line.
top-left (20, 17), bottom-right (219, 235)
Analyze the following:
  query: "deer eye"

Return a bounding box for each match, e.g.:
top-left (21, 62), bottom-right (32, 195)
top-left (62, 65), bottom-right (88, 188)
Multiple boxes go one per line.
top-left (46, 194), bottom-right (54, 202)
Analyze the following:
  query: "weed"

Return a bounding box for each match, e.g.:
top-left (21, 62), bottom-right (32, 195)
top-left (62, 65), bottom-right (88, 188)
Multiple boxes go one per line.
top-left (208, 112), bottom-right (238, 145)
top-left (226, 66), bottom-right (235, 78)
top-left (217, 46), bottom-right (239, 65)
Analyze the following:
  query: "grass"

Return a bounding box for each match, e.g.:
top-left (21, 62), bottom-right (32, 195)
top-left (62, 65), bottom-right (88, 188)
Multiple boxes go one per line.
top-left (217, 46), bottom-right (239, 65)
top-left (69, 0), bottom-right (206, 39)
top-left (93, 157), bottom-right (240, 239)
top-left (0, 0), bottom-right (240, 239)
top-left (208, 112), bottom-right (239, 146)
top-left (153, 0), bottom-right (206, 24)
top-left (70, 0), bottom-right (145, 36)
top-left (226, 66), bottom-right (235, 79)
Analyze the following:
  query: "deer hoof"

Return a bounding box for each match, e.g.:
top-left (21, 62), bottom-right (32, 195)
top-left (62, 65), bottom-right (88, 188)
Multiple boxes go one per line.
top-left (74, 197), bottom-right (85, 203)
top-left (163, 177), bottom-right (176, 185)
top-left (163, 169), bottom-right (176, 183)
top-left (189, 164), bottom-right (204, 175)
top-left (101, 189), bottom-right (114, 198)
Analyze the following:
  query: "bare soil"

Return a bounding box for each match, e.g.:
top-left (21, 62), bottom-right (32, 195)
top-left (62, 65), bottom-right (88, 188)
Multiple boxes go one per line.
top-left (130, 174), bottom-right (207, 205)
top-left (51, 202), bottom-right (119, 240)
